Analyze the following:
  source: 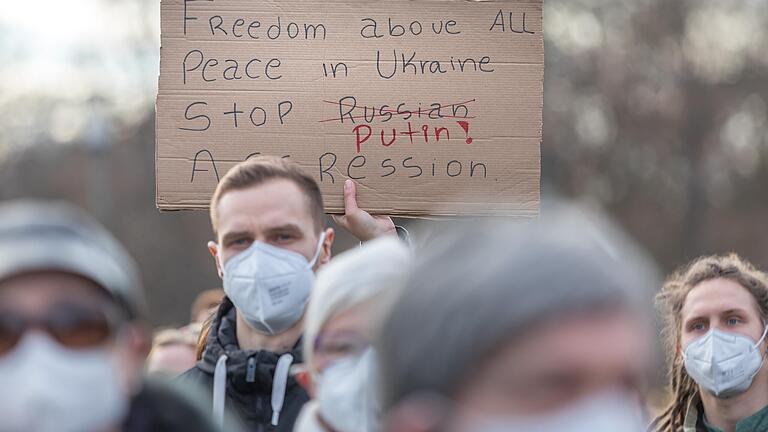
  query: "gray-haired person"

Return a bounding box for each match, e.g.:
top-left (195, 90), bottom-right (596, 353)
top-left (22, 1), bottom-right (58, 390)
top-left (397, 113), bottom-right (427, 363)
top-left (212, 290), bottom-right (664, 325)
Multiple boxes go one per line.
top-left (377, 206), bottom-right (658, 432)
top-left (0, 201), bottom-right (229, 432)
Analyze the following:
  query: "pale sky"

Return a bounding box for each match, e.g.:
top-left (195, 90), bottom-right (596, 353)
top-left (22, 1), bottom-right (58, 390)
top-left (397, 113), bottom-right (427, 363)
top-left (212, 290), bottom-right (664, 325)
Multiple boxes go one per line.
top-left (0, 0), bottom-right (159, 144)
top-left (0, 0), bottom-right (765, 148)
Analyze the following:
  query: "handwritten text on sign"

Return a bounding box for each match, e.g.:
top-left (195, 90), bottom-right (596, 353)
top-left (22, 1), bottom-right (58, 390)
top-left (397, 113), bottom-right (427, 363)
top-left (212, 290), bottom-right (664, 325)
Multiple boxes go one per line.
top-left (156, 0), bottom-right (543, 216)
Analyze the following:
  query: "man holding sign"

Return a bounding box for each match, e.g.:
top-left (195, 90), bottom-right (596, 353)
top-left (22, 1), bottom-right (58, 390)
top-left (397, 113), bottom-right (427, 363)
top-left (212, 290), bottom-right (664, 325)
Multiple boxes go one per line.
top-left (178, 157), bottom-right (395, 431)
top-left (162, 0), bottom-right (542, 426)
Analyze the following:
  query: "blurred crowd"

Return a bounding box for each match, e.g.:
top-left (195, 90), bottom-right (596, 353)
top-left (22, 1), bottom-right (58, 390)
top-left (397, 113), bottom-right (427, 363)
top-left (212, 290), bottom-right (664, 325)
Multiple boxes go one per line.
top-left (1, 156), bottom-right (767, 432)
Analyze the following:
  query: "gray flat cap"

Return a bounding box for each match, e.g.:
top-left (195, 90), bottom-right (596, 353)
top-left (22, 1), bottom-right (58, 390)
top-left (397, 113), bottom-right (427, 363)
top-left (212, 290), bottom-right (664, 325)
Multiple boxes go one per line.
top-left (377, 204), bottom-right (659, 408)
top-left (0, 200), bottom-right (145, 318)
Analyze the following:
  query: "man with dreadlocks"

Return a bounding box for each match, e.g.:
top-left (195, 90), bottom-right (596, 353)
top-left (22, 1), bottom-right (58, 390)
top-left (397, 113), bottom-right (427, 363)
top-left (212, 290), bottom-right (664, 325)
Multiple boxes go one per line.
top-left (651, 254), bottom-right (768, 432)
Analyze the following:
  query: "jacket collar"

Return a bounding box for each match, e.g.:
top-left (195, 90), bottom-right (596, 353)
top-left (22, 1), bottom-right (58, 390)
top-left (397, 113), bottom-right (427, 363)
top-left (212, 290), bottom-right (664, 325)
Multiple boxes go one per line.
top-left (197, 298), bottom-right (304, 391)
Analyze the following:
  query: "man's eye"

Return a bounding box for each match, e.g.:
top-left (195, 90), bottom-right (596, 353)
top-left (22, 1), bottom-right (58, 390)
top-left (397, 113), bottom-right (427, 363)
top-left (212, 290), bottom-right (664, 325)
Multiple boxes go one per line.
top-left (726, 317), bottom-right (742, 326)
top-left (274, 234), bottom-right (293, 242)
top-left (690, 322), bottom-right (707, 331)
top-left (231, 238), bottom-right (251, 247)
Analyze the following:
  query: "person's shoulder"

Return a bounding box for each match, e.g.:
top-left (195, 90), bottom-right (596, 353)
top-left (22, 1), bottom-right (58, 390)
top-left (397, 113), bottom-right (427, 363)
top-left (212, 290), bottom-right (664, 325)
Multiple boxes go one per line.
top-left (176, 363), bottom-right (212, 385)
top-left (125, 379), bottom-right (236, 432)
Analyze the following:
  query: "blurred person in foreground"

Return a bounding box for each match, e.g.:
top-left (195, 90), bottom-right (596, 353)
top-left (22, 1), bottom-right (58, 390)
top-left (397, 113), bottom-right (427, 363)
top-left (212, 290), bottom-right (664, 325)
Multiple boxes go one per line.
top-left (0, 201), bottom-right (225, 432)
top-left (294, 237), bottom-right (411, 432)
top-left (147, 326), bottom-right (199, 376)
top-left (178, 156), bottom-right (397, 431)
top-left (191, 288), bottom-right (225, 324)
top-left (377, 207), bottom-right (658, 432)
top-left (651, 254), bottom-right (768, 432)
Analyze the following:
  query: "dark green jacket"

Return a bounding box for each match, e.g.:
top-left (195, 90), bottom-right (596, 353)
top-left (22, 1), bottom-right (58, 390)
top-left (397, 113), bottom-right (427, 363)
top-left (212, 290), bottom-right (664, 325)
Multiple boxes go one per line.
top-left (683, 395), bottom-right (768, 432)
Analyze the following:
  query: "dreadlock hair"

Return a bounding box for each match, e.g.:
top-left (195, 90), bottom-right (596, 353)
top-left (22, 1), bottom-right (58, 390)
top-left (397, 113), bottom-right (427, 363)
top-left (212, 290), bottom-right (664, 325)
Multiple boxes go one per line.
top-left (649, 254), bottom-right (768, 432)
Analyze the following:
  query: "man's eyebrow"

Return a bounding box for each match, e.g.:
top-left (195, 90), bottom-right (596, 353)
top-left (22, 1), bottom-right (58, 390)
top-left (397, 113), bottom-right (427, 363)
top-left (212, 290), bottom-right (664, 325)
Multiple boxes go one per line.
top-left (682, 311), bottom-right (707, 324)
top-left (683, 315), bottom-right (704, 324)
top-left (683, 308), bottom-right (748, 323)
top-left (720, 308), bottom-right (748, 316)
top-left (264, 223), bottom-right (303, 234)
top-left (221, 230), bottom-right (251, 243)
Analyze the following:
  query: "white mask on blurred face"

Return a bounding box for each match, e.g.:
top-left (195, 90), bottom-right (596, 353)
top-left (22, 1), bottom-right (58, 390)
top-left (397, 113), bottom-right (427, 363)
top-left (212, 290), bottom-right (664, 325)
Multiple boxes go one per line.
top-left (222, 232), bottom-right (326, 335)
top-left (473, 392), bottom-right (646, 432)
top-left (0, 333), bottom-right (128, 432)
top-left (318, 347), bottom-right (381, 432)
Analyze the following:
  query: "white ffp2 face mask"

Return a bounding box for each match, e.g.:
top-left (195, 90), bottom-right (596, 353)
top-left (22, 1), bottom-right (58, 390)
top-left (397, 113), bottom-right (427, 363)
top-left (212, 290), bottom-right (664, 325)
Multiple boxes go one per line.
top-left (683, 326), bottom-right (768, 398)
top-left (0, 333), bottom-right (128, 432)
top-left (222, 232), bottom-right (326, 335)
top-left (473, 391), bottom-right (646, 432)
top-left (317, 347), bottom-right (381, 432)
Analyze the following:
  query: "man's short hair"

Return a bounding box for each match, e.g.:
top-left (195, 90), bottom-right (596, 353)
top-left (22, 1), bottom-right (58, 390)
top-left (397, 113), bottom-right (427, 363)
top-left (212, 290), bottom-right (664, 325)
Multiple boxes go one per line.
top-left (209, 156), bottom-right (325, 235)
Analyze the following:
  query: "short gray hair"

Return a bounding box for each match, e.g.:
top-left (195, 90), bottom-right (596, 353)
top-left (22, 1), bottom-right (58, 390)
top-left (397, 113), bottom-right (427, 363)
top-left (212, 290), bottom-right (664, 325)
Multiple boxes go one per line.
top-left (304, 237), bottom-right (411, 376)
top-left (376, 205), bottom-right (658, 408)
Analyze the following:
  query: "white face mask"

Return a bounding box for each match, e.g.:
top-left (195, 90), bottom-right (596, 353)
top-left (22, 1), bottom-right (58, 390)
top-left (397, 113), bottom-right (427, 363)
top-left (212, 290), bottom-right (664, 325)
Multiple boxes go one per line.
top-left (317, 347), bottom-right (381, 432)
top-left (473, 391), bottom-right (646, 432)
top-left (0, 333), bottom-right (128, 432)
top-left (222, 232), bottom-right (326, 335)
top-left (683, 325), bottom-right (768, 398)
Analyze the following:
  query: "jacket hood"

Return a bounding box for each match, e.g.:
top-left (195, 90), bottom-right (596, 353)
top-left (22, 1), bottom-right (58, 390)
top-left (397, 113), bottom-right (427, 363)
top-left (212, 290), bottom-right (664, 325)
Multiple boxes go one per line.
top-left (198, 297), bottom-right (304, 392)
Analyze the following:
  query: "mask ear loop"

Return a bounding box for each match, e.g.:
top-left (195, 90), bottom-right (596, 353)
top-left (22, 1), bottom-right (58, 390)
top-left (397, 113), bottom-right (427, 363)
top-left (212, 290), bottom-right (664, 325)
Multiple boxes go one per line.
top-left (307, 231), bottom-right (327, 269)
top-left (746, 323), bottom-right (768, 384)
top-left (757, 323), bottom-right (768, 354)
top-left (216, 251), bottom-right (224, 279)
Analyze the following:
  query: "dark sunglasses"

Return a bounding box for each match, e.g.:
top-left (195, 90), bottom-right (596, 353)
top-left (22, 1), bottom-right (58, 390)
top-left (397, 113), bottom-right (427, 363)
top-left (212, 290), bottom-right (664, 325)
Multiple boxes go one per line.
top-left (0, 303), bottom-right (120, 355)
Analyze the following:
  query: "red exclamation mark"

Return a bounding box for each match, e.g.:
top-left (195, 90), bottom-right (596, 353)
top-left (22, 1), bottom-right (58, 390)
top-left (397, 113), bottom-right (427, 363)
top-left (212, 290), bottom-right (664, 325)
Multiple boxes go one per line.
top-left (457, 121), bottom-right (473, 144)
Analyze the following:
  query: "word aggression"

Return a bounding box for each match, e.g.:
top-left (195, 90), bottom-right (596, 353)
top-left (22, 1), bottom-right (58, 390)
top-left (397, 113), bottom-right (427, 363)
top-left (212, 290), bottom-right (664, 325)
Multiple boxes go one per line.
top-left (319, 153), bottom-right (489, 182)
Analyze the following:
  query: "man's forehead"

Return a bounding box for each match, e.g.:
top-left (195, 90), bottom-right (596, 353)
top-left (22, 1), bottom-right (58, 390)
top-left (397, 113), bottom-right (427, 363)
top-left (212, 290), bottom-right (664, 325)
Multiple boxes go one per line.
top-left (497, 311), bottom-right (648, 367)
top-left (682, 279), bottom-right (757, 318)
top-left (217, 180), bottom-right (315, 235)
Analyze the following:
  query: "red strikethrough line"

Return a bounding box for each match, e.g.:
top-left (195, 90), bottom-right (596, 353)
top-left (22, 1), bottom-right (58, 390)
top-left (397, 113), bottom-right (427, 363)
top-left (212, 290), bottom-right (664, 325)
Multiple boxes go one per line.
top-left (317, 99), bottom-right (477, 123)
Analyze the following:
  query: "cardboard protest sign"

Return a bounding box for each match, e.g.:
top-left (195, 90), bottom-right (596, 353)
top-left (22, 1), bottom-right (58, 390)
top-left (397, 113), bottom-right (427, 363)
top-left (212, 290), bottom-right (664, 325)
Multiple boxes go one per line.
top-left (156, 0), bottom-right (543, 216)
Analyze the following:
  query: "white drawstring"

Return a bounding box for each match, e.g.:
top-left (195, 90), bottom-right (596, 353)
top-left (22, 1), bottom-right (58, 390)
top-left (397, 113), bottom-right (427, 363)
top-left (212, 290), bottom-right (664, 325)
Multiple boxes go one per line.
top-left (212, 354), bottom-right (228, 428)
top-left (271, 353), bottom-right (295, 426)
top-left (212, 352), bottom-right (294, 427)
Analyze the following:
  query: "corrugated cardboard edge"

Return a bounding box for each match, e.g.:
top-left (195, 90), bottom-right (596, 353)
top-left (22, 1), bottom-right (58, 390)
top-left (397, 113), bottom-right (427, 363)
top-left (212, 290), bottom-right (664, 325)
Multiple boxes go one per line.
top-left (154, 0), bottom-right (544, 218)
top-left (154, 0), bottom-right (164, 211)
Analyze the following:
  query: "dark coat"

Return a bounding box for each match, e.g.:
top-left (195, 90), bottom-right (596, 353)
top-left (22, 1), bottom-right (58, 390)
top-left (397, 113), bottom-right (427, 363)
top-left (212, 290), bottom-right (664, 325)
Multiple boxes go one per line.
top-left (177, 298), bottom-right (309, 432)
top-left (124, 379), bottom-right (224, 432)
